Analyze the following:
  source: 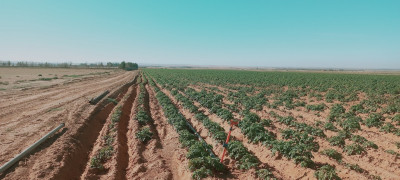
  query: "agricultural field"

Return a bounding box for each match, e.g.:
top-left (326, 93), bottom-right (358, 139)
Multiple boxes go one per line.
top-left (1, 68), bottom-right (400, 180)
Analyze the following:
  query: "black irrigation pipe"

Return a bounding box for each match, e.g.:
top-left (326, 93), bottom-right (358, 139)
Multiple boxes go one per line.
top-left (0, 123), bottom-right (65, 174)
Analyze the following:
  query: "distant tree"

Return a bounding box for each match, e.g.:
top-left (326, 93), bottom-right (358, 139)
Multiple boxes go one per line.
top-left (125, 62), bottom-right (138, 71)
top-left (119, 61), bottom-right (126, 69)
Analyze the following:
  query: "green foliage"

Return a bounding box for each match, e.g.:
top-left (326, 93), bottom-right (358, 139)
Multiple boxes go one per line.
top-left (350, 135), bottom-right (378, 149)
top-left (324, 122), bottom-right (338, 131)
top-left (261, 119), bottom-right (273, 127)
top-left (321, 149), bottom-right (342, 161)
top-left (135, 110), bottom-right (151, 125)
top-left (392, 114), bottom-right (400, 125)
top-left (394, 142), bottom-right (400, 149)
top-left (344, 143), bottom-right (365, 155)
top-left (257, 169), bottom-right (275, 180)
top-left (111, 106), bottom-right (122, 123)
top-left (385, 149), bottom-right (400, 157)
top-left (380, 122), bottom-right (397, 133)
top-left (279, 116), bottom-right (295, 125)
top-left (328, 104), bottom-right (345, 122)
top-left (345, 163), bottom-right (364, 173)
top-left (365, 113), bottom-right (384, 128)
top-left (107, 98), bottom-right (118, 104)
top-left (90, 146), bottom-right (114, 169)
top-left (272, 131), bottom-right (318, 167)
top-left (328, 135), bottom-right (346, 147)
top-left (191, 167), bottom-right (211, 180)
top-left (340, 117), bottom-right (361, 132)
top-left (306, 103), bottom-right (326, 112)
top-left (178, 130), bottom-right (197, 147)
top-left (136, 127), bottom-right (153, 143)
top-left (314, 165), bottom-right (340, 180)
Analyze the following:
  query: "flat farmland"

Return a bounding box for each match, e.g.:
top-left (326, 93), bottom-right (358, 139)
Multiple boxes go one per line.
top-left (1, 68), bottom-right (400, 180)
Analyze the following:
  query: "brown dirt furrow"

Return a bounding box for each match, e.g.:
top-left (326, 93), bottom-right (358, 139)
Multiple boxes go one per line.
top-left (115, 83), bottom-right (138, 179)
top-left (126, 85), bottom-right (144, 178)
top-left (0, 71), bottom-right (138, 180)
top-left (81, 79), bottom-right (138, 180)
top-left (128, 84), bottom-right (191, 180)
top-left (0, 72), bottom-right (135, 167)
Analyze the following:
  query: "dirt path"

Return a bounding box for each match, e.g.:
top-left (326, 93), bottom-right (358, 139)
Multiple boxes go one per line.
top-left (0, 70), bottom-right (138, 180)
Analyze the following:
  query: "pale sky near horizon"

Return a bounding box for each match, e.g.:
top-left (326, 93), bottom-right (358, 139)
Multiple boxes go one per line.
top-left (0, 0), bottom-right (399, 69)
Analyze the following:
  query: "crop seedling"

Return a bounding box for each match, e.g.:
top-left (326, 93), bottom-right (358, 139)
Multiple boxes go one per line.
top-left (365, 113), bottom-right (384, 128)
top-left (344, 143), bottom-right (365, 155)
top-left (321, 149), bottom-right (342, 162)
top-left (136, 127), bottom-right (153, 143)
top-left (107, 98), bottom-right (119, 105)
top-left (314, 165), bottom-right (340, 180)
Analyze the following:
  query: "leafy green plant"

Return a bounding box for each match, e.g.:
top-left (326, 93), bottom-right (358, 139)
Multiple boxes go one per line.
top-left (306, 103), bottom-right (326, 112)
top-left (314, 165), bottom-right (340, 180)
top-left (191, 167), bottom-right (211, 180)
top-left (90, 145), bottom-right (114, 169)
top-left (257, 169), bottom-right (274, 180)
top-left (394, 142), bottom-right (400, 149)
top-left (345, 163), bottom-right (364, 173)
top-left (328, 135), bottom-right (346, 147)
top-left (385, 149), bottom-right (400, 157)
top-left (261, 119), bottom-right (273, 127)
top-left (321, 149), bottom-right (342, 161)
top-left (392, 114), bottom-right (400, 125)
top-left (344, 143), bottom-right (365, 155)
top-left (107, 98), bottom-right (118, 105)
top-left (380, 122), bottom-right (396, 133)
top-left (111, 106), bottom-right (122, 123)
top-left (136, 127), bottom-right (153, 143)
top-left (340, 117), bottom-right (361, 132)
top-left (324, 122), bottom-right (338, 131)
top-left (365, 113), bottom-right (384, 128)
top-left (135, 110), bottom-right (151, 125)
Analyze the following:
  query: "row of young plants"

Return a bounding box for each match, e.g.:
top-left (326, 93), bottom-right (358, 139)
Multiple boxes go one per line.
top-left (143, 69), bottom-right (400, 125)
top-left (142, 69), bottom-right (400, 101)
top-left (168, 88), bottom-right (275, 179)
top-left (146, 75), bottom-right (225, 180)
top-left (134, 75), bottom-right (154, 143)
top-left (189, 81), bottom-right (384, 179)
top-left (90, 104), bottom-right (122, 170)
top-left (192, 87), bottom-right (344, 179)
top-left (179, 85), bottom-right (325, 173)
top-left (184, 88), bottom-right (234, 121)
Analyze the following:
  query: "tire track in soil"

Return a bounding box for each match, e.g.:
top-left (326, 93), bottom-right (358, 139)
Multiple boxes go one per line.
top-left (0, 72), bottom-right (125, 119)
top-left (128, 84), bottom-right (191, 180)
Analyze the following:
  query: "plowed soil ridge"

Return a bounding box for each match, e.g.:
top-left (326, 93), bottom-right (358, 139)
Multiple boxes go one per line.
top-left (54, 78), bottom-right (135, 180)
top-left (0, 71), bottom-right (138, 180)
top-left (128, 84), bottom-right (191, 180)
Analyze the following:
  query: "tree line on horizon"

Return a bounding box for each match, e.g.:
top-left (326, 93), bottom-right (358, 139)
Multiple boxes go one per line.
top-left (0, 61), bottom-right (138, 70)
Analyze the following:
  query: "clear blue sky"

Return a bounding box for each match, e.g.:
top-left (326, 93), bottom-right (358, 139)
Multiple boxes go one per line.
top-left (0, 0), bottom-right (399, 69)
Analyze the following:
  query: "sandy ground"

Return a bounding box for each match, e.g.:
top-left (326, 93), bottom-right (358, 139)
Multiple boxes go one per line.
top-left (0, 68), bottom-right (137, 179)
